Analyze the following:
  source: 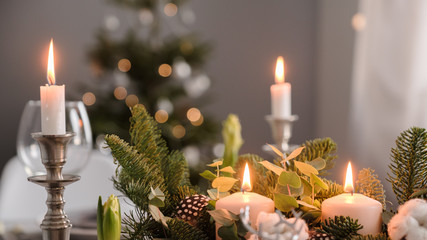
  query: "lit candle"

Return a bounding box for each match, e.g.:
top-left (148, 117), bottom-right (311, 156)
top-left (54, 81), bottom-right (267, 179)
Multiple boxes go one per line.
top-left (321, 162), bottom-right (382, 235)
top-left (270, 56), bottom-right (291, 118)
top-left (40, 39), bottom-right (66, 135)
top-left (215, 163), bottom-right (275, 239)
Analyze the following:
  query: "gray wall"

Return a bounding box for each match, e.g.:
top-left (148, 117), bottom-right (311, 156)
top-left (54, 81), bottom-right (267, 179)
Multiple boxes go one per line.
top-left (0, 0), bottom-right (320, 173)
top-left (190, 0), bottom-right (317, 156)
top-left (315, 1), bottom-right (358, 182)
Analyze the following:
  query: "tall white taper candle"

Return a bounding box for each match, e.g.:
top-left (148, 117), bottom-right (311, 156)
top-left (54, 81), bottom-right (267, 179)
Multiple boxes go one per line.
top-left (40, 39), bottom-right (66, 135)
top-left (270, 56), bottom-right (291, 118)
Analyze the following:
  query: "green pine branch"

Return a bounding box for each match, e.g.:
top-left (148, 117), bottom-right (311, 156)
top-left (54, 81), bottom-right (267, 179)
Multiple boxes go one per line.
top-left (321, 216), bottom-right (362, 240)
top-left (387, 127), bottom-right (427, 204)
top-left (106, 134), bottom-right (165, 211)
top-left (105, 105), bottom-right (196, 238)
top-left (295, 138), bottom-right (337, 175)
top-left (122, 208), bottom-right (163, 240)
top-left (167, 219), bottom-right (210, 240)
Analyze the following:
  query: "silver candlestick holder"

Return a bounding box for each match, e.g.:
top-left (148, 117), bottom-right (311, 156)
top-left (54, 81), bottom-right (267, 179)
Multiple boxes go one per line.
top-left (263, 115), bottom-right (298, 154)
top-left (27, 132), bottom-right (80, 240)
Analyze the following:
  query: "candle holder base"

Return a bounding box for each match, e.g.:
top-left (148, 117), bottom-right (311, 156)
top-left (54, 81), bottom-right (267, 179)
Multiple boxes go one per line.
top-left (264, 115), bottom-right (298, 154)
top-left (28, 133), bottom-right (79, 240)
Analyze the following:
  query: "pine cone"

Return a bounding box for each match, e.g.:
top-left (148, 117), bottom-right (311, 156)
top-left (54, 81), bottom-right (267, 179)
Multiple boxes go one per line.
top-left (175, 194), bottom-right (209, 226)
top-left (309, 231), bottom-right (335, 240)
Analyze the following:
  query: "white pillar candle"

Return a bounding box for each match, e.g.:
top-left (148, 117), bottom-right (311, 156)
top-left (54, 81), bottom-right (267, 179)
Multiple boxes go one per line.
top-left (321, 162), bottom-right (382, 235)
top-left (215, 164), bottom-right (275, 239)
top-left (322, 193), bottom-right (382, 235)
top-left (271, 56), bottom-right (291, 118)
top-left (40, 39), bottom-right (66, 135)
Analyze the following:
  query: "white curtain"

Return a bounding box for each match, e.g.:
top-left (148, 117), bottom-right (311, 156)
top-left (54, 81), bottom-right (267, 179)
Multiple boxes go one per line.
top-left (351, 0), bottom-right (427, 204)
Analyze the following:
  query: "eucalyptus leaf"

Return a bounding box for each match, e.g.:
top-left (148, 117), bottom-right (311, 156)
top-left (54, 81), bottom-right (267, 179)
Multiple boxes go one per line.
top-left (301, 178), bottom-right (312, 197)
top-left (289, 184), bottom-right (304, 196)
top-left (149, 186), bottom-right (165, 201)
top-left (259, 160), bottom-right (284, 175)
top-left (207, 189), bottom-right (230, 200)
top-left (200, 170), bottom-right (217, 181)
top-left (220, 166), bottom-right (237, 174)
top-left (149, 197), bottom-right (165, 207)
top-left (284, 146), bottom-right (305, 162)
top-left (300, 196), bottom-right (321, 209)
top-left (275, 183), bottom-right (303, 197)
top-left (208, 209), bottom-right (238, 226)
top-left (267, 143), bottom-right (284, 159)
top-left (274, 193), bottom-right (298, 212)
top-left (310, 173), bottom-right (328, 190)
top-left (302, 210), bottom-right (322, 223)
top-left (149, 204), bottom-right (168, 226)
top-left (218, 224), bottom-right (239, 240)
top-left (209, 200), bottom-right (216, 208)
top-left (212, 177), bottom-right (238, 192)
top-left (278, 171), bottom-right (301, 188)
top-left (307, 157), bottom-right (326, 170)
top-left (207, 160), bottom-right (223, 167)
top-left (296, 200), bottom-right (320, 210)
top-left (236, 220), bottom-right (249, 237)
top-left (294, 161), bottom-right (319, 176)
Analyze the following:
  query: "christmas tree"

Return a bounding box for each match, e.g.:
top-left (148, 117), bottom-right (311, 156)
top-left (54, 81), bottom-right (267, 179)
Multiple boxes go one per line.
top-left (84, 0), bottom-right (218, 156)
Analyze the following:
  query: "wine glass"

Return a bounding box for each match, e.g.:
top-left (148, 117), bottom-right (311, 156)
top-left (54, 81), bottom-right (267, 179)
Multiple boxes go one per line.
top-left (17, 100), bottom-right (93, 176)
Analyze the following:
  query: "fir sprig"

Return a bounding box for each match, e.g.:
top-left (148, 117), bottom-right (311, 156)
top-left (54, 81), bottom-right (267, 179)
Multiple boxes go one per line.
top-left (321, 216), bottom-right (362, 239)
top-left (387, 127), bottom-right (427, 204)
top-left (105, 105), bottom-right (196, 238)
top-left (167, 219), bottom-right (210, 240)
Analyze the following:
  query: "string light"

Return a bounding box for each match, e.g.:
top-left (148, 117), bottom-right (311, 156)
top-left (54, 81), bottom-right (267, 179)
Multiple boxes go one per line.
top-left (118, 58), bottom-right (131, 72)
top-left (155, 110), bottom-right (169, 123)
top-left (164, 3), bottom-right (178, 17)
top-left (187, 108), bottom-right (201, 122)
top-left (114, 86), bottom-right (127, 100)
top-left (82, 92), bottom-right (96, 106)
top-left (125, 94), bottom-right (139, 107)
top-left (158, 63), bottom-right (172, 77)
top-left (352, 13), bottom-right (367, 31)
top-left (191, 114), bottom-right (204, 126)
top-left (172, 124), bottom-right (186, 139)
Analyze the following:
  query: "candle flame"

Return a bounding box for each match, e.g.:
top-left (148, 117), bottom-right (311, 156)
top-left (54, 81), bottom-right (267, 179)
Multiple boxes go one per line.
top-left (275, 56), bottom-right (285, 84)
top-left (344, 162), bottom-right (354, 193)
top-left (47, 38), bottom-right (56, 85)
top-left (241, 163), bottom-right (252, 192)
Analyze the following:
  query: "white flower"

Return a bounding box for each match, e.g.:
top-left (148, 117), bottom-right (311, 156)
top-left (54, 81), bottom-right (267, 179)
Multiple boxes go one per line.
top-left (252, 211), bottom-right (309, 240)
top-left (388, 199), bottom-right (427, 240)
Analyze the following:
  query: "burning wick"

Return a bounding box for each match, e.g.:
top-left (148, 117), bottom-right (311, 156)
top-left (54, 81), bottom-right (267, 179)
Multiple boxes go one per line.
top-left (241, 163), bottom-right (252, 193)
top-left (344, 162), bottom-right (354, 196)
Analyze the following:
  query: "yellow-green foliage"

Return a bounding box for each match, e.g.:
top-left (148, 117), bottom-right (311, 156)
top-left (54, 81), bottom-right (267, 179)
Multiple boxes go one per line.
top-left (316, 179), bottom-right (344, 202)
top-left (295, 138), bottom-right (337, 175)
top-left (356, 168), bottom-right (386, 209)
